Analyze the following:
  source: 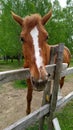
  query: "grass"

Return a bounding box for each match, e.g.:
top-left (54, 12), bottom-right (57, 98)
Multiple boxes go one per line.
top-left (70, 59), bottom-right (73, 67)
top-left (65, 74), bottom-right (73, 82)
top-left (26, 100), bottom-right (73, 130)
top-left (0, 59), bottom-right (23, 71)
top-left (13, 80), bottom-right (27, 89)
top-left (65, 58), bottom-right (73, 82)
top-left (55, 100), bottom-right (73, 130)
top-left (26, 122), bottom-right (48, 130)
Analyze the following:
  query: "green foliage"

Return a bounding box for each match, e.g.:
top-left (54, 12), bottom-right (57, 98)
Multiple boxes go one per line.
top-left (0, 0), bottom-right (73, 58)
top-left (0, 0), bottom-right (22, 57)
top-left (46, 0), bottom-right (73, 54)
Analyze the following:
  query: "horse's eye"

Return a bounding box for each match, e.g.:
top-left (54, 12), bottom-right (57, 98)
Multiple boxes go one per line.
top-left (46, 35), bottom-right (49, 40)
top-left (20, 37), bottom-right (24, 42)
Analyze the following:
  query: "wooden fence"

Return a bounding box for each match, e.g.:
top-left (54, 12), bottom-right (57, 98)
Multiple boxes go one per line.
top-left (0, 44), bottom-right (73, 130)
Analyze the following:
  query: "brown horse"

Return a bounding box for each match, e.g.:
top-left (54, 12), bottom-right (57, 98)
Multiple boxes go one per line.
top-left (12, 10), bottom-right (71, 114)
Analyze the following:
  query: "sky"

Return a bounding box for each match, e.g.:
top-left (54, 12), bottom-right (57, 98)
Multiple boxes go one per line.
top-left (59, 0), bottom-right (67, 7)
top-left (51, 0), bottom-right (67, 8)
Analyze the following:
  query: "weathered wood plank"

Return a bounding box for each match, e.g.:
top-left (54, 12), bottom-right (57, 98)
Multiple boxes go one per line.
top-left (52, 118), bottom-right (61, 130)
top-left (0, 63), bottom-right (72, 84)
top-left (4, 92), bottom-right (73, 130)
top-left (56, 91), bottom-right (73, 109)
top-left (61, 67), bottom-right (73, 77)
top-left (0, 68), bottom-right (29, 84)
top-left (0, 64), bottom-right (56, 84)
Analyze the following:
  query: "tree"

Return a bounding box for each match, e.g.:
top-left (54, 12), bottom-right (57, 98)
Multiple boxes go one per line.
top-left (45, 0), bottom-right (73, 55)
top-left (65, 0), bottom-right (73, 54)
top-left (46, 0), bottom-right (65, 44)
top-left (0, 0), bottom-right (22, 61)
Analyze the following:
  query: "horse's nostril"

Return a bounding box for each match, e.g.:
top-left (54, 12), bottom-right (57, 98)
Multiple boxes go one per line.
top-left (48, 73), bottom-right (51, 77)
top-left (20, 37), bottom-right (24, 42)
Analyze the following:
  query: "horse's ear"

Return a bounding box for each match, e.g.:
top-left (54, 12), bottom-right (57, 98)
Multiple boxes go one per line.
top-left (42, 9), bottom-right (52, 25)
top-left (11, 11), bottom-right (23, 26)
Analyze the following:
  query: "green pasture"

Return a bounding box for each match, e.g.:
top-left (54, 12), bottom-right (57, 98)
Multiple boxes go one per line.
top-left (55, 99), bottom-right (73, 130)
top-left (26, 100), bottom-right (73, 130)
top-left (0, 59), bottom-right (23, 71)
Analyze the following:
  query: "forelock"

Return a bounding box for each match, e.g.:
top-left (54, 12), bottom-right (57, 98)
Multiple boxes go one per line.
top-left (23, 14), bottom-right (42, 28)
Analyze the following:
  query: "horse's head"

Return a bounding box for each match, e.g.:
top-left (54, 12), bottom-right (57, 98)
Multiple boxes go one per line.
top-left (12, 10), bottom-right (52, 91)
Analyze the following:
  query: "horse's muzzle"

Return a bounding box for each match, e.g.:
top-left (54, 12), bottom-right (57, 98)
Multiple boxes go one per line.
top-left (31, 76), bottom-right (48, 91)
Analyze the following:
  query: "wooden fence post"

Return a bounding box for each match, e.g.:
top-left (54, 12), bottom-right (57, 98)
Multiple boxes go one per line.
top-left (47, 43), bottom-right (64, 130)
top-left (39, 46), bottom-right (57, 130)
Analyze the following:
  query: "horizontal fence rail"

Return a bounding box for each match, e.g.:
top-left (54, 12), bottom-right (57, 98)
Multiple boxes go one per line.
top-left (0, 63), bottom-right (73, 84)
top-left (61, 67), bottom-right (73, 77)
top-left (4, 92), bottom-right (73, 130)
top-left (0, 64), bottom-right (55, 84)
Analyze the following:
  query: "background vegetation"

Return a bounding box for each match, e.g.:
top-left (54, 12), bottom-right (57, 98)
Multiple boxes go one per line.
top-left (0, 0), bottom-right (73, 63)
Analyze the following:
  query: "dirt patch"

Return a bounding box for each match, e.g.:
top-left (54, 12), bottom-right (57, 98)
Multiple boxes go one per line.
top-left (0, 78), bottom-right (73, 130)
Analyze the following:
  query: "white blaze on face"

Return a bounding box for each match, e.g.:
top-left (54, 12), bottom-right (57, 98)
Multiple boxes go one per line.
top-left (30, 26), bottom-right (43, 70)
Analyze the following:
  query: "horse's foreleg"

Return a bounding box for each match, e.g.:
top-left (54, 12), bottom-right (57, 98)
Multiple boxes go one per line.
top-left (26, 78), bottom-right (33, 115)
top-left (58, 77), bottom-right (65, 99)
top-left (60, 76), bottom-right (65, 89)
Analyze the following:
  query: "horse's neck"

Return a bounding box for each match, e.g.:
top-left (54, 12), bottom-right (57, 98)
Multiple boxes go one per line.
top-left (46, 44), bottom-right (71, 66)
top-left (45, 44), bottom-right (51, 65)
top-left (45, 44), bottom-right (58, 65)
